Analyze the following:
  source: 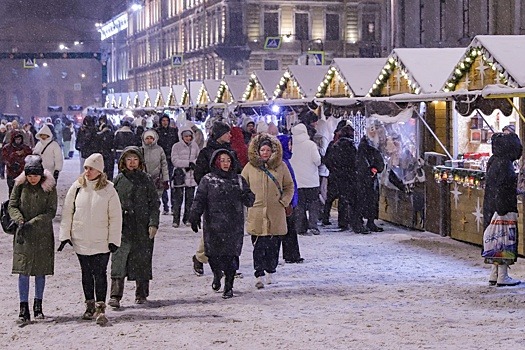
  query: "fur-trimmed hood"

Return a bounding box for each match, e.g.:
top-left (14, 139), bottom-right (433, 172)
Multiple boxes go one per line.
top-left (14, 169), bottom-right (56, 192)
top-left (247, 133), bottom-right (283, 170)
top-left (118, 146), bottom-right (146, 172)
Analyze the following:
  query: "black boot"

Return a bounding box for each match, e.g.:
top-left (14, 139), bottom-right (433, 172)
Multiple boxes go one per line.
top-left (222, 274), bottom-right (234, 299)
top-left (33, 298), bottom-right (44, 319)
top-left (212, 270), bottom-right (222, 292)
top-left (17, 302), bottom-right (31, 324)
top-left (366, 220), bottom-right (384, 232)
top-left (82, 299), bottom-right (96, 320)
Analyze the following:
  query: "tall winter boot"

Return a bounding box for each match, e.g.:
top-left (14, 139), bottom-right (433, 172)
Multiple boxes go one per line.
top-left (488, 264), bottom-right (498, 286)
top-left (33, 298), bottom-right (44, 319)
top-left (222, 274), bottom-right (234, 299)
top-left (82, 299), bottom-right (96, 320)
top-left (94, 301), bottom-right (108, 326)
top-left (497, 264), bottom-right (521, 287)
top-left (17, 302), bottom-right (31, 324)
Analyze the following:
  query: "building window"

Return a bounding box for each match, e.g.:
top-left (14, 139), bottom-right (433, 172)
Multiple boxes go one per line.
top-left (295, 13), bottom-right (309, 41)
top-left (361, 13), bottom-right (376, 42)
top-left (264, 12), bottom-right (279, 38)
top-left (326, 13), bottom-right (340, 41)
top-left (264, 59), bottom-right (279, 70)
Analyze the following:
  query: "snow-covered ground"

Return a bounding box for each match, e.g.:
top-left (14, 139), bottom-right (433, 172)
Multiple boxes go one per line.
top-left (1, 154), bottom-right (525, 349)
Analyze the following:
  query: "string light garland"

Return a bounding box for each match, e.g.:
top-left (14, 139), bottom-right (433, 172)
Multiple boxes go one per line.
top-left (432, 166), bottom-right (485, 190)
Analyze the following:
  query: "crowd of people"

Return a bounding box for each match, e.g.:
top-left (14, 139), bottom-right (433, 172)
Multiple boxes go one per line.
top-left (2, 109), bottom-right (423, 326)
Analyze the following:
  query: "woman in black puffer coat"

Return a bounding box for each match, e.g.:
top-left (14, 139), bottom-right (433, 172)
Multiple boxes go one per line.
top-left (189, 149), bottom-right (254, 299)
top-left (482, 132), bottom-right (522, 287)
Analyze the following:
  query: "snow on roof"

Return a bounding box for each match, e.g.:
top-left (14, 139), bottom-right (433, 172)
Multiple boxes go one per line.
top-left (159, 87), bottom-right (171, 105)
top-left (481, 83), bottom-right (525, 97)
top-left (188, 81), bottom-right (202, 105)
top-left (332, 58), bottom-right (387, 97)
top-left (288, 65), bottom-right (329, 98)
top-left (137, 91), bottom-right (148, 106)
top-left (203, 79), bottom-right (222, 101)
top-left (147, 89), bottom-right (159, 105)
top-left (223, 75), bottom-right (250, 101)
top-left (470, 35), bottom-right (525, 87)
top-left (392, 48), bottom-right (466, 93)
top-left (172, 85), bottom-right (187, 105)
top-left (253, 70), bottom-right (285, 97)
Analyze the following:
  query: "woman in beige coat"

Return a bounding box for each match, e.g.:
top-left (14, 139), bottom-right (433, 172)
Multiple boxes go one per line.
top-left (241, 133), bottom-right (294, 289)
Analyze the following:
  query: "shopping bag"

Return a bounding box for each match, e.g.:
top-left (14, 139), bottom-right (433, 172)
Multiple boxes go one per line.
top-left (482, 212), bottom-right (518, 260)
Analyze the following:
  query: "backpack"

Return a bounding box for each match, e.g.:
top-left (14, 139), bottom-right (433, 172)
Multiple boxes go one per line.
top-left (1, 200), bottom-right (17, 234)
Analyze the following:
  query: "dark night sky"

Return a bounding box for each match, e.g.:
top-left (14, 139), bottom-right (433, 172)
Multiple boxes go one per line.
top-left (6, 0), bottom-right (115, 21)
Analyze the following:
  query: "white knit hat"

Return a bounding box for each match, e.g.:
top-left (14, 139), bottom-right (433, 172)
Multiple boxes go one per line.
top-left (84, 153), bottom-right (105, 173)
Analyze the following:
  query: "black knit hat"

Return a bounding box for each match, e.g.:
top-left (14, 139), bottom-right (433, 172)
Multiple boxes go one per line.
top-left (24, 155), bottom-right (44, 176)
top-left (211, 121), bottom-right (231, 140)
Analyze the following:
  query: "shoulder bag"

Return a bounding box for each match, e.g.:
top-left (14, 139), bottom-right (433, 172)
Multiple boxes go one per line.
top-left (259, 166), bottom-right (293, 217)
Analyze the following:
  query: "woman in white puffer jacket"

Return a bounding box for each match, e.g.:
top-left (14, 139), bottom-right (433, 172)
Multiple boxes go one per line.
top-left (59, 153), bottom-right (122, 325)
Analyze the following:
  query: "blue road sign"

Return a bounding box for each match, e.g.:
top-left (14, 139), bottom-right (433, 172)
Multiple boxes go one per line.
top-left (172, 55), bottom-right (184, 66)
top-left (264, 37), bottom-right (282, 50)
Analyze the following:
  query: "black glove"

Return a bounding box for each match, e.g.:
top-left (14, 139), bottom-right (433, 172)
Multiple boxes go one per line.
top-left (57, 239), bottom-right (72, 252)
top-left (108, 243), bottom-right (119, 253)
top-left (15, 225), bottom-right (24, 245)
top-left (53, 170), bottom-right (60, 180)
top-left (191, 220), bottom-right (201, 233)
top-left (188, 162), bottom-right (196, 170)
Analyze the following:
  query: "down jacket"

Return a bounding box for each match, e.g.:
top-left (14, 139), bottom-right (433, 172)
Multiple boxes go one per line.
top-left (190, 149), bottom-right (254, 257)
top-left (112, 146), bottom-right (160, 281)
top-left (241, 133), bottom-right (294, 236)
top-left (33, 124), bottom-right (63, 173)
top-left (141, 129), bottom-right (169, 190)
top-left (9, 170), bottom-right (57, 275)
top-left (170, 125), bottom-right (200, 187)
top-left (289, 123), bottom-right (321, 188)
top-left (59, 177), bottom-right (122, 256)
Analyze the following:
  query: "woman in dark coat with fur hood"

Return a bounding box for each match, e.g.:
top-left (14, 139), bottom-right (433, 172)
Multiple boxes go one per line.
top-left (482, 132), bottom-right (522, 287)
top-left (109, 146), bottom-right (160, 307)
top-left (189, 149), bottom-right (254, 299)
top-left (8, 155), bottom-right (57, 324)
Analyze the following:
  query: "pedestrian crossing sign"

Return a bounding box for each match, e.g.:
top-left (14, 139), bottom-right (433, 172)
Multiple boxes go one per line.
top-left (23, 58), bottom-right (36, 68)
top-left (307, 51), bottom-right (325, 65)
top-left (264, 37), bottom-right (282, 50)
top-left (172, 55), bottom-right (184, 67)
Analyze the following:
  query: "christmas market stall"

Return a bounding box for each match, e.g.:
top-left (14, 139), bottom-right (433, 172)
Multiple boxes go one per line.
top-left (242, 70), bottom-right (285, 102)
top-left (215, 75), bottom-right (250, 104)
top-left (366, 47), bottom-right (466, 230)
top-left (433, 35), bottom-right (525, 251)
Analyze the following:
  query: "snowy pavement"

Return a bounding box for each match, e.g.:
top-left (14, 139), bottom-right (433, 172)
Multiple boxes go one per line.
top-left (1, 154), bottom-right (525, 349)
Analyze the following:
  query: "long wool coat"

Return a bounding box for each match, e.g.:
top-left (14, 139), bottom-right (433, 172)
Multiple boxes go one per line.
top-left (111, 147), bottom-right (160, 281)
top-left (190, 149), bottom-right (254, 257)
top-left (356, 136), bottom-right (385, 220)
top-left (241, 133), bottom-right (294, 236)
top-left (9, 170), bottom-right (57, 275)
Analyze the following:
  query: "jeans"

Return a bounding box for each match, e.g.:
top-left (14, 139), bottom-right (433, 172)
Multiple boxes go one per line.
top-left (172, 186), bottom-right (195, 225)
top-left (62, 141), bottom-right (71, 159)
top-left (77, 253), bottom-right (110, 302)
top-left (18, 275), bottom-right (45, 302)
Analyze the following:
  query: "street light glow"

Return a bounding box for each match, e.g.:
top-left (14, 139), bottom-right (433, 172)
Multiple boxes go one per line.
top-left (131, 3), bottom-right (142, 11)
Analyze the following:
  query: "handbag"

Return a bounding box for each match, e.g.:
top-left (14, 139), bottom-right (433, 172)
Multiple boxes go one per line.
top-left (171, 167), bottom-right (186, 187)
top-left (1, 200), bottom-right (17, 234)
top-left (259, 166), bottom-right (293, 217)
top-left (482, 212), bottom-right (518, 261)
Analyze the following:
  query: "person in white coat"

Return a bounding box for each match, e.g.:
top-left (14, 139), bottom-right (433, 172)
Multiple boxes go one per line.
top-left (58, 153), bottom-right (122, 326)
top-left (141, 129), bottom-right (169, 199)
top-left (33, 124), bottom-right (63, 182)
top-left (289, 123), bottom-right (322, 235)
top-left (170, 126), bottom-right (200, 227)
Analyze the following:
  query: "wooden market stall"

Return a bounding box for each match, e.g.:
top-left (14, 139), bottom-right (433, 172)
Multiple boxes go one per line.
top-left (366, 47), bottom-right (466, 231)
top-left (273, 65), bottom-right (328, 100)
top-left (243, 70), bottom-right (285, 102)
top-left (435, 35), bottom-right (525, 253)
top-left (215, 75), bottom-right (250, 104)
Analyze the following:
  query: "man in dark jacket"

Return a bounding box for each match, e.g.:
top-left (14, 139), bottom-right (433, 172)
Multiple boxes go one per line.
top-left (156, 114), bottom-right (179, 214)
top-left (192, 121), bottom-right (240, 275)
top-left (97, 115), bottom-right (116, 181)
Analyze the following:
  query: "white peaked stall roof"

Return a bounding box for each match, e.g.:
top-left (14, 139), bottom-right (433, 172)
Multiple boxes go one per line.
top-left (112, 93), bottom-right (120, 107)
top-left (468, 35), bottom-right (525, 87)
top-left (172, 85), bottom-right (187, 105)
top-left (203, 80), bottom-right (221, 101)
top-left (147, 89), bottom-right (159, 106)
top-left (392, 48), bottom-right (466, 93)
top-left (222, 75), bottom-right (249, 102)
top-left (288, 65), bottom-right (329, 98)
top-left (105, 94), bottom-right (113, 107)
top-left (138, 91), bottom-right (148, 107)
top-left (120, 93), bottom-right (129, 107)
top-left (159, 87), bottom-right (171, 106)
top-left (332, 58), bottom-right (387, 96)
top-left (188, 81), bottom-right (202, 105)
top-left (128, 92), bottom-right (138, 106)
top-left (254, 70), bottom-right (285, 98)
